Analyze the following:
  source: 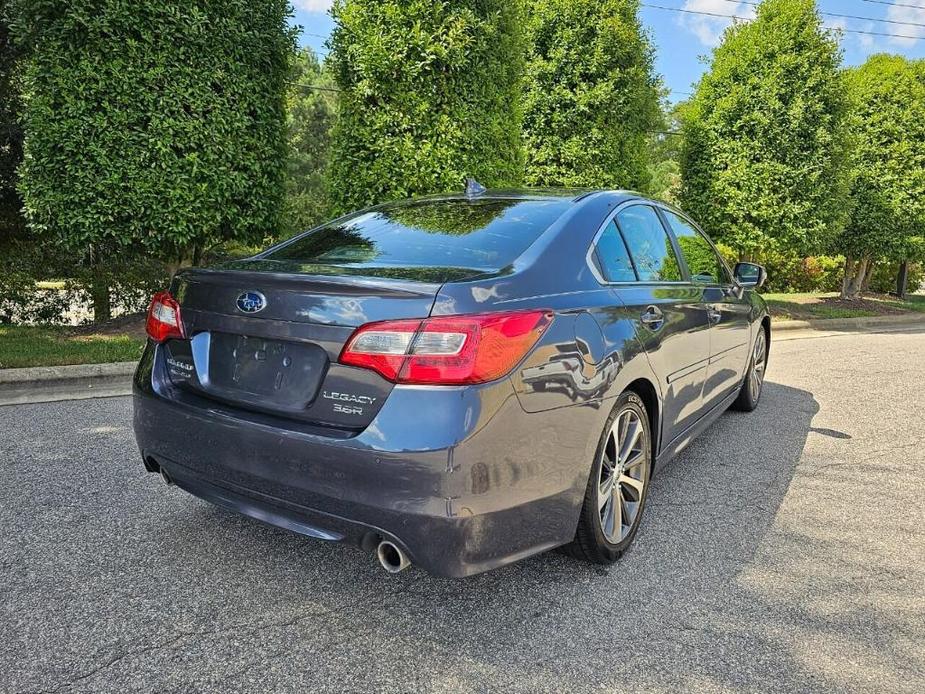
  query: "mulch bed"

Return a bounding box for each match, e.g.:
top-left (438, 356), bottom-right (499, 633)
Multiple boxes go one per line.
top-left (68, 313), bottom-right (147, 340)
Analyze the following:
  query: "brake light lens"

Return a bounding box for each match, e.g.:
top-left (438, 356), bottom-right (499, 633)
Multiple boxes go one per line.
top-left (145, 291), bottom-right (185, 343)
top-left (340, 310), bottom-right (553, 385)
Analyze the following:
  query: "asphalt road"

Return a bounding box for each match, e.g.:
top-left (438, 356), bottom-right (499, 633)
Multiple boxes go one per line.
top-left (2, 327), bottom-right (924, 693)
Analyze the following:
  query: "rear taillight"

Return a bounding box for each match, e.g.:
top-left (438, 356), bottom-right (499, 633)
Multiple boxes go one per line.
top-left (145, 291), bottom-right (185, 343)
top-left (340, 310), bottom-right (553, 385)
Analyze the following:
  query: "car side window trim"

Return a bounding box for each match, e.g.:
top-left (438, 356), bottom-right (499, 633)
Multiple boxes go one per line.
top-left (585, 200), bottom-right (692, 286)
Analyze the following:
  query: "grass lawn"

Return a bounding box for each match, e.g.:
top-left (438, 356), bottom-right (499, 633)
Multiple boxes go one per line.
top-left (0, 324), bottom-right (145, 369)
top-left (764, 292), bottom-right (925, 321)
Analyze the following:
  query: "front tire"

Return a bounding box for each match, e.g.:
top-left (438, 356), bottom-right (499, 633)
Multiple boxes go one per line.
top-left (567, 391), bottom-right (652, 564)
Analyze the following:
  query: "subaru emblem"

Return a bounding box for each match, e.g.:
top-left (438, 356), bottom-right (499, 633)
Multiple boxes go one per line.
top-left (236, 291), bottom-right (266, 314)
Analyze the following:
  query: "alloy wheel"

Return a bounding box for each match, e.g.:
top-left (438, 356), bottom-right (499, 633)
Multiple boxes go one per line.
top-left (749, 331), bottom-right (767, 402)
top-left (598, 408), bottom-right (649, 544)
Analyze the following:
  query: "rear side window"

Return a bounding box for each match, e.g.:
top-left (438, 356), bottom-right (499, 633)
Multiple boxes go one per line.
top-left (661, 210), bottom-right (731, 285)
top-left (615, 206), bottom-right (682, 282)
top-left (265, 199), bottom-right (572, 271)
top-left (594, 221), bottom-right (637, 282)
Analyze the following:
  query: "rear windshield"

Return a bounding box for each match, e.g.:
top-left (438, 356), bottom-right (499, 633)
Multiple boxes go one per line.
top-left (264, 198), bottom-right (572, 271)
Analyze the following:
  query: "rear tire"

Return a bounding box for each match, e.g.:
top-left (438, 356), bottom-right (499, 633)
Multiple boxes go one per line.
top-left (731, 326), bottom-right (767, 412)
top-left (567, 391), bottom-right (652, 564)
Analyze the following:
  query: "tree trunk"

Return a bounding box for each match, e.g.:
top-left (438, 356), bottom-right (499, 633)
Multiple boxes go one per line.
top-left (861, 260), bottom-right (875, 292)
top-left (841, 256), bottom-right (870, 301)
top-left (841, 257), bottom-right (855, 299)
top-left (90, 273), bottom-right (111, 323)
top-left (896, 260), bottom-right (909, 299)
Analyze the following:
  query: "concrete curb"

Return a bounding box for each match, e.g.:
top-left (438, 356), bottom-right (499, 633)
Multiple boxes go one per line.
top-left (0, 361), bottom-right (137, 384)
top-left (0, 362), bottom-right (136, 405)
top-left (772, 312), bottom-right (925, 333)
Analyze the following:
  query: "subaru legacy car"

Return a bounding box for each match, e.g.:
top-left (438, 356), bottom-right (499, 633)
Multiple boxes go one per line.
top-left (133, 186), bottom-right (769, 577)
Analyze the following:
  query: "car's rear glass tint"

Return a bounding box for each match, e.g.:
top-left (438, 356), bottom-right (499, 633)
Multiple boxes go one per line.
top-left (264, 199), bottom-right (572, 271)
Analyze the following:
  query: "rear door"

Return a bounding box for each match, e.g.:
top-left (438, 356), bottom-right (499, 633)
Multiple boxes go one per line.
top-left (658, 208), bottom-right (751, 410)
top-left (599, 204), bottom-right (711, 444)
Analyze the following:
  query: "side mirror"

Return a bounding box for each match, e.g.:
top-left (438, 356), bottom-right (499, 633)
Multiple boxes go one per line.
top-left (734, 262), bottom-right (767, 288)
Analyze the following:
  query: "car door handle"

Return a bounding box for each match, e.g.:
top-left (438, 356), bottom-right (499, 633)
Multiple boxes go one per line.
top-left (640, 306), bottom-right (665, 329)
top-left (707, 308), bottom-right (722, 324)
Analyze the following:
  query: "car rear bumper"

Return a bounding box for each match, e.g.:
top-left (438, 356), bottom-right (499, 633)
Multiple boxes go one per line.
top-left (132, 345), bottom-right (603, 577)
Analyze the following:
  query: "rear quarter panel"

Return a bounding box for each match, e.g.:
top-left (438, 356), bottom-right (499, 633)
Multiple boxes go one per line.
top-left (432, 191), bottom-right (662, 455)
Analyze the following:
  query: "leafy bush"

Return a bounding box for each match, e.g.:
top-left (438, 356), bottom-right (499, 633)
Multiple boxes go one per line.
top-left (282, 47), bottom-right (336, 239)
top-left (713, 242), bottom-right (844, 293)
top-left (680, 0), bottom-right (852, 260)
top-left (867, 262), bottom-right (925, 295)
top-left (68, 258), bottom-right (170, 319)
top-left (0, 270), bottom-right (70, 324)
top-left (754, 252), bottom-right (844, 293)
top-left (522, 0), bottom-right (660, 189)
top-left (327, 0), bottom-right (525, 213)
top-left (9, 0), bottom-right (296, 319)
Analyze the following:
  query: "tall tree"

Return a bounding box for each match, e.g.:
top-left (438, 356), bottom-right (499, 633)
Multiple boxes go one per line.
top-left (522, 0), bottom-right (660, 189)
top-left (837, 55), bottom-right (925, 299)
top-left (327, 0), bottom-right (524, 213)
top-left (647, 98), bottom-right (686, 204)
top-left (282, 47), bottom-right (336, 238)
top-left (679, 0), bottom-right (852, 261)
top-left (9, 0), bottom-right (295, 320)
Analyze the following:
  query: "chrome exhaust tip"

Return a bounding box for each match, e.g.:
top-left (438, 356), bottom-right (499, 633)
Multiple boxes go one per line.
top-left (376, 541), bottom-right (410, 574)
top-left (160, 468), bottom-right (174, 486)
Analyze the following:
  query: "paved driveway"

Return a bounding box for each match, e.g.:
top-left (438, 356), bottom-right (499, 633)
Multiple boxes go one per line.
top-left (2, 328), bottom-right (924, 693)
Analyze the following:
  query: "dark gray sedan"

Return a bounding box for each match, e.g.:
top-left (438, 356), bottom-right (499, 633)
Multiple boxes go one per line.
top-left (133, 187), bottom-right (769, 577)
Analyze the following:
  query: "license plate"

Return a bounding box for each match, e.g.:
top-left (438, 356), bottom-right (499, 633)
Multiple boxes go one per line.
top-left (206, 332), bottom-right (327, 409)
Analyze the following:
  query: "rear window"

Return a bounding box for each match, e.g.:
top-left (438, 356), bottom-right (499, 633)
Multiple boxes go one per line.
top-left (265, 198), bottom-right (572, 271)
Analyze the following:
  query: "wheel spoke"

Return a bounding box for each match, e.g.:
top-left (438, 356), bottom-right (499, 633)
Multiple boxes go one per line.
top-left (618, 415), bottom-right (641, 463)
top-left (619, 473), bottom-right (644, 497)
top-left (617, 412), bottom-right (630, 446)
top-left (599, 474), bottom-right (615, 509)
top-left (622, 498), bottom-right (639, 528)
top-left (623, 450), bottom-right (646, 470)
top-left (613, 491), bottom-right (624, 539)
top-left (601, 494), bottom-right (616, 538)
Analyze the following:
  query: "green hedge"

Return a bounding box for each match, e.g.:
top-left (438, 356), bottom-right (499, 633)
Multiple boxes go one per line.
top-left (10, 0), bottom-right (295, 264)
top-left (680, 0), bottom-right (852, 259)
top-left (522, 0), bottom-right (660, 189)
top-left (327, 0), bottom-right (525, 213)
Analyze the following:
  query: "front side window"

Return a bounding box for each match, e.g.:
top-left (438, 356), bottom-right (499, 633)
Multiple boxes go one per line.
top-left (661, 210), bottom-right (731, 285)
top-left (594, 220), bottom-right (637, 282)
top-left (615, 206), bottom-right (682, 282)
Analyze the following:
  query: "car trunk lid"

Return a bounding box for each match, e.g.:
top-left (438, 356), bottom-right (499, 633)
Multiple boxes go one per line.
top-left (159, 267), bottom-right (441, 429)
